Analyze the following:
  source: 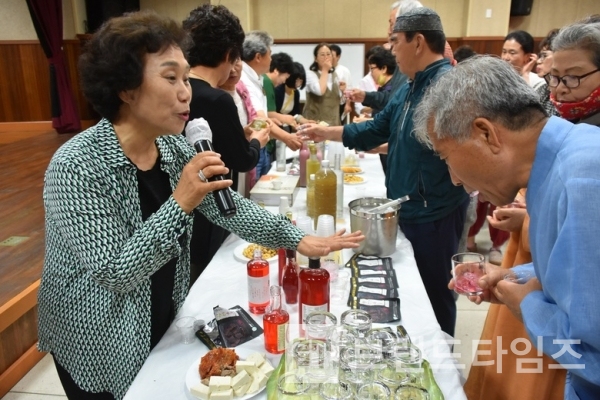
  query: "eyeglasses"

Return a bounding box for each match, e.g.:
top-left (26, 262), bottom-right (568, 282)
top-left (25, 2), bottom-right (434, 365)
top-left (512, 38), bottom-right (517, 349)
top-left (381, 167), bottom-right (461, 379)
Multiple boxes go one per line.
top-left (544, 68), bottom-right (600, 88)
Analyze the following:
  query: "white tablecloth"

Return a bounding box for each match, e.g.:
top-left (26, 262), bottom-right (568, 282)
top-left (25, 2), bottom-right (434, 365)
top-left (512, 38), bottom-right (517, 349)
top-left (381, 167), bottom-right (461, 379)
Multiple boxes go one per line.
top-left (124, 153), bottom-right (466, 400)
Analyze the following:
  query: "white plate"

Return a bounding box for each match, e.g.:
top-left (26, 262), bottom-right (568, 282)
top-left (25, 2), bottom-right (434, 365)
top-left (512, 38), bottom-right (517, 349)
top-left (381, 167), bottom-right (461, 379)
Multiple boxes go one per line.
top-left (340, 167), bottom-right (364, 174)
top-left (344, 176), bottom-right (368, 185)
top-left (185, 348), bottom-right (266, 399)
top-left (233, 242), bottom-right (278, 263)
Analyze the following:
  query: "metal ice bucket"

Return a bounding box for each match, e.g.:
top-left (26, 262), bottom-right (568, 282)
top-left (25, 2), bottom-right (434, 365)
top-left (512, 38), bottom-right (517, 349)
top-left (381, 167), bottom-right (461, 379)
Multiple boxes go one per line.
top-left (348, 197), bottom-right (399, 256)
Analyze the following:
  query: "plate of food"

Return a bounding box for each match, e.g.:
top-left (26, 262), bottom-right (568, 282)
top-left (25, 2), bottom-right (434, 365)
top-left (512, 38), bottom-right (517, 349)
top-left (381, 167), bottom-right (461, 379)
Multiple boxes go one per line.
top-left (341, 165), bottom-right (363, 174)
top-left (233, 242), bottom-right (278, 263)
top-left (186, 347), bottom-right (274, 399)
top-left (344, 175), bottom-right (367, 185)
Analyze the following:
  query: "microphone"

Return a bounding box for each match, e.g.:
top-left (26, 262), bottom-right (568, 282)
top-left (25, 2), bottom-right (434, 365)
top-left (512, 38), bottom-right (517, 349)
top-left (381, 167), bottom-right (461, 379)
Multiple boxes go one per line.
top-left (185, 118), bottom-right (237, 218)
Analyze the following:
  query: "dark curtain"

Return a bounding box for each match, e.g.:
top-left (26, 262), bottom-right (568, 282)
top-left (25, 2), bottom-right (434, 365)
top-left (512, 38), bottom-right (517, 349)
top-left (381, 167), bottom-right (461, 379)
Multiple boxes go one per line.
top-left (26, 0), bottom-right (81, 133)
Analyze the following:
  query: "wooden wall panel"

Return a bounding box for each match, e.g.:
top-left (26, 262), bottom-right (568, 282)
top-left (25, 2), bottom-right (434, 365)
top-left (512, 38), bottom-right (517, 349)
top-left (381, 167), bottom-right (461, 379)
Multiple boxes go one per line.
top-left (0, 40), bottom-right (96, 124)
top-left (0, 307), bottom-right (38, 374)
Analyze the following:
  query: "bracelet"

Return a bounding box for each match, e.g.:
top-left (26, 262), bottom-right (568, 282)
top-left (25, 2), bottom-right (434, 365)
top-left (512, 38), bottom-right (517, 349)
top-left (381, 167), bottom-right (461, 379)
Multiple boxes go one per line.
top-left (294, 114), bottom-right (302, 123)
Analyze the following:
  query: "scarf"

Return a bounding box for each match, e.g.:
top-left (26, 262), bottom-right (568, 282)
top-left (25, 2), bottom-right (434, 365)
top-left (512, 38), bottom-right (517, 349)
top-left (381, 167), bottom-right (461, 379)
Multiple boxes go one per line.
top-left (550, 85), bottom-right (600, 121)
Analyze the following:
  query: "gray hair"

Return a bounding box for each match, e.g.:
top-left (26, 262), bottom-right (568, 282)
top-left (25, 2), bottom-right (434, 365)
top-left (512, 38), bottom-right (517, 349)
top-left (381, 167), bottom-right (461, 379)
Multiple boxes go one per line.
top-left (414, 55), bottom-right (546, 147)
top-left (242, 31), bottom-right (273, 62)
top-left (552, 22), bottom-right (600, 68)
top-left (396, 0), bottom-right (423, 18)
top-left (391, 1), bottom-right (401, 10)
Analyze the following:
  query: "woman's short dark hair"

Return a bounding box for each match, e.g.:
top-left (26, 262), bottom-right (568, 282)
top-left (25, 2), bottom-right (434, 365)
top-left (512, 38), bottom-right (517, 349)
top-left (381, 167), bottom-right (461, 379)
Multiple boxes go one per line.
top-left (270, 53), bottom-right (294, 74)
top-left (183, 4), bottom-right (244, 68)
top-left (505, 30), bottom-right (535, 54)
top-left (285, 62), bottom-right (307, 90)
top-left (368, 50), bottom-right (397, 75)
top-left (366, 45), bottom-right (385, 60)
top-left (453, 45), bottom-right (476, 63)
top-left (309, 43), bottom-right (333, 72)
top-left (404, 30), bottom-right (446, 55)
top-left (78, 10), bottom-right (190, 122)
top-left (539, 28), bottom-right (559, 51)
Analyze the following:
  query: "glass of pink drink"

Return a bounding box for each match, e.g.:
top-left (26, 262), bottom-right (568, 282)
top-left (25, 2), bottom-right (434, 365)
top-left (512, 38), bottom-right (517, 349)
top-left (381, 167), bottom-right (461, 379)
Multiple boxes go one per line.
top-left (452, 252), bottom-right (485, 296)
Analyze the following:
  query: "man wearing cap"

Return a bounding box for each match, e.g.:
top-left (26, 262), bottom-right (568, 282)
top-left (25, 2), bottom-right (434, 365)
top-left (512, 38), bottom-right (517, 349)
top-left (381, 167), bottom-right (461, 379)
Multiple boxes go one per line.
top-left (300, 8), bottom-right (469, 336)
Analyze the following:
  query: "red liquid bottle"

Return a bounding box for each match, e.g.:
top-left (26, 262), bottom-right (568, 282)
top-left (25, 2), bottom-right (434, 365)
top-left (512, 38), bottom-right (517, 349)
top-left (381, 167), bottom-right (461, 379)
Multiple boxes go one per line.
top-left (282, 249), bottom-right (299, 304)
top-left (298, 257), bottom-right (330, 334)
top-left (263, 286), bottom-right (289, 354)
top-left (247, 248), bottom-right (270, 314)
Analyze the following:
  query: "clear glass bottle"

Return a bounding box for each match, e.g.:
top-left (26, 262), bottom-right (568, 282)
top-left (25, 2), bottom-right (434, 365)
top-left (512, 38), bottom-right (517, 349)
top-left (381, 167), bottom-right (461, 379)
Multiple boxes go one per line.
top-left (333, 154), bottom-right (344, 220)
top-left (263, 286), bottom-right (289, 354)
top-left (314, 159), bottom-right (337, 229)
top-left (247, 248), bottom-right (270, 314)
top-left (276, 140), bottom-right (287, 172)
top-left (298, 257), bottom-right (330, 335)
top-left (282, 249), bottom-right (299, 304)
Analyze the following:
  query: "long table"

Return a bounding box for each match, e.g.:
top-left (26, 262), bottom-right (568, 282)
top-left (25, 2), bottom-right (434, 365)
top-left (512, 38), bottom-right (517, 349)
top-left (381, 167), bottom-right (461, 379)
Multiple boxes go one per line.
top-left (124, 152), bottom-right (467, 399)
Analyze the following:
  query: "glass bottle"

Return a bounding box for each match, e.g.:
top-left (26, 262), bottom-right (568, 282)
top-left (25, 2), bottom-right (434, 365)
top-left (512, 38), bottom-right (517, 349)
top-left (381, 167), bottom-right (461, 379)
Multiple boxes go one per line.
top-left (263, 285), bottom-right (289, 354)
top-left (247, 248), bottom-right (270, 314)
top-left (333, 154), bottom-right (344, 220)
top-left (282, 249), bottom-right (299, 304)
top-left (298, 257), bottom-right (330, 335)
top-left (299, 141), bottom-right (309, 187)
top-left (276, 140), bottom-right (287, 172)
top-left (314, 159), bottom-right (337, 230)
top-left (278, 197), bottom-right (290, 286)
top-left (306, 174), bottom-right (316, 219)
top-left (306, 143), bottom-right (321, 185)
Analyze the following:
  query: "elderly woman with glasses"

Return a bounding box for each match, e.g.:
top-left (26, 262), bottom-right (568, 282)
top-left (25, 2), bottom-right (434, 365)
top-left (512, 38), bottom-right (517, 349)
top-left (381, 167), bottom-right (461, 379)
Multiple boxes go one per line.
top-left (548, 21), bottom-right (600, 125)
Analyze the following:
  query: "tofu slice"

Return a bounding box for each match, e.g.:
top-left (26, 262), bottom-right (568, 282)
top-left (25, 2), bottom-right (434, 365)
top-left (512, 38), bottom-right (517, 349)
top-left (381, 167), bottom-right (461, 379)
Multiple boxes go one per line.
top-left (208, 376), bottom-right (231, 392)
top-left (245, 352), bottom-right (266, 367)
top-left (233, 380), bottom-right (251, 397)
top-left (246, 377), bottom-right (260, 394)
top-left (252, 370), bottom-right (269, 389)
top-left (209, 388), bottom-right (233, 400)
top-left (235, 360), bottom-right (258, 375)
top-left (258, 360), bottom-right (274, 378)
top-left (190, 382), bottom-right (211, 400)
top-left (231, 370), bottom-right (251, 392)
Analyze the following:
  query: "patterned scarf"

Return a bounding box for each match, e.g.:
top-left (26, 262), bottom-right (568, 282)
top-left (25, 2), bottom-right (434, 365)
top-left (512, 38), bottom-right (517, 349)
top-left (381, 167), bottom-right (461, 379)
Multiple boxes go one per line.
top-left (550, 85), bottom-right (600, 121)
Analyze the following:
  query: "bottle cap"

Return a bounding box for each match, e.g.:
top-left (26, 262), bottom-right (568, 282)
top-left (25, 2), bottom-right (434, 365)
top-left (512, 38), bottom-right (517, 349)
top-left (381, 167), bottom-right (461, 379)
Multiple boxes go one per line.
top-left (308, 257), bottom-right (321, 269)
top-left (286, 249), bottom-right (296, 258)
top-left (321, 159), bottom-right (330, 168)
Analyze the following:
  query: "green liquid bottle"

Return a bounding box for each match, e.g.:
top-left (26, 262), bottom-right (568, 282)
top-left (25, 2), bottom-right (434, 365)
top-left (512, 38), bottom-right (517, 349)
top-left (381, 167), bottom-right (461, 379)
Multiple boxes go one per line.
top-left (314, 159), bottom-right (337, 230)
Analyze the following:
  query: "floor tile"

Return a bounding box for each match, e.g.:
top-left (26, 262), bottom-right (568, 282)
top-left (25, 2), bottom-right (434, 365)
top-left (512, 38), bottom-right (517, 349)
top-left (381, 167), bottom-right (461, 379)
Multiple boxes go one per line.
top-left (10, 354), bottom-right (65, 396)
top-left (454, 309), bottom-right (489, 378)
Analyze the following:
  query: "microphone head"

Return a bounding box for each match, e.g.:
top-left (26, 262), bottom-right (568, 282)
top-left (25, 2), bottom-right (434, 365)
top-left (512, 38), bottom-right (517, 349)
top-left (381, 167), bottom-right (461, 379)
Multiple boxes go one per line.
top-left (185, 117), bottom-right (213, 145)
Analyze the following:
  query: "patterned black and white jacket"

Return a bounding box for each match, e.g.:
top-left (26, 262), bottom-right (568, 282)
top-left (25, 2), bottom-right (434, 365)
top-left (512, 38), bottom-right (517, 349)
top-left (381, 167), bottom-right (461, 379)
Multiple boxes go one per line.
top-left (38, 119), bottom-right (304, 399)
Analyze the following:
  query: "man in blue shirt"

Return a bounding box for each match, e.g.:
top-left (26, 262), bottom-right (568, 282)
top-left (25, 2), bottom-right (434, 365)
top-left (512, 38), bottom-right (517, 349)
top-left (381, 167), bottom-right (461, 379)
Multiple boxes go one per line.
top-left (415, 55), bottom-right (600, 399)
top-left (301, 8), bottom-right (469, 337)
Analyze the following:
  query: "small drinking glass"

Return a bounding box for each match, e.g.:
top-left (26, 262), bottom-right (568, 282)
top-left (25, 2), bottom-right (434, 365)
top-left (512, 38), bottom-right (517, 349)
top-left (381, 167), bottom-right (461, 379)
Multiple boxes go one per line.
top-left (503, 269), bottom-right (535, 284)
top-left (175, 316), bottom-right (196, 345)
top-left (304, 311), bottom-right (337, 340)
top-left (320, 381), bottom-right (354, 400)
top-left (357, 382), bottom-right (391, 400)
top-left (395, 385), bottom-right (430, 400)
top-left (451, 252), bottom-right (486, 296)
top-left (390, 343), bottom-right (424, 385)
top-left (341, 309), bottom-right (372, 338)
top-left (366, 328), bottom-right (398, 359)
top-left (278, 372), bottom-right (311, 398)
top-left (339, 345), bottom-right (382, 392)
top-left (326, 325), bottom-right (357, 369)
